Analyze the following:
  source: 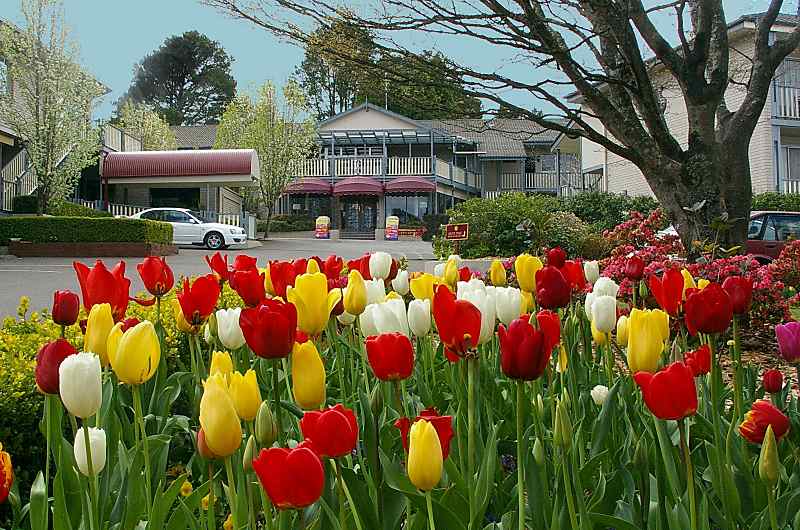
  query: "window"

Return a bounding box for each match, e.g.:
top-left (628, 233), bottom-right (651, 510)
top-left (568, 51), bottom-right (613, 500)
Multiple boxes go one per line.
top-left (386, 194), bottom-right (430, 224)
top-left (771, 214), bottom-right (800, 241)
top-left (785, 147), bottom-right (800, 181)
top-left (747, 216), bottom-right (765, 239)
top-left (140, 210), bottom-right (164, 221)
top-left (537, 155), bottom-right (556, 172)
top-left (0, 61), bottom-right (8, 94)
top-left (165, 210), bottom-right (193, 223)
top-left (777, 59), bottom-right (800, 87)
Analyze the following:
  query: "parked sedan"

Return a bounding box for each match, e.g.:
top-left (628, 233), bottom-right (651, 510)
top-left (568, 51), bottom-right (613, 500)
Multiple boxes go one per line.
top-left (746, 210), bottom-right (800, 261)
top-left (130, 208), bottom-right (247, 250)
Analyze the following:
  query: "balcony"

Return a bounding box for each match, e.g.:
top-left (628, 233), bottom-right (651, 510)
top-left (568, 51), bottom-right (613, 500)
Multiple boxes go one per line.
top-left (290, 156), bottom-right (480, 188)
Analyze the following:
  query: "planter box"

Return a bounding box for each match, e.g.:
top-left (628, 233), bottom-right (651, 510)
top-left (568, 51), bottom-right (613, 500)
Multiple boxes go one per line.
top-left (398, 228), bottom-right (425, 241)
top-left (9, 241), bottom-right (178, 257)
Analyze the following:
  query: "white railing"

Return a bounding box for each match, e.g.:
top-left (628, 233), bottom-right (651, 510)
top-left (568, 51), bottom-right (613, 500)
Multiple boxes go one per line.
top-left (387, 156), bottom-right (431, 176)
top-left (0, 150), bottom-right (27, 181)
top-left (76, 200), bottom-right (245, 227)
top-left (774, 85), bottom-right (800, 120)
top-left (1, 180), bottom-right (15, 211)
top-left (335, 157), bottom-right (382, 177)
top-left (108, 203), bottom-right (146, 217)
top-left (123, 132), bottom-right (142, 151)
top-left (483, 190), bottom-right (503, 199)
top-left (784, 179), bottom-right (800, 194)
top-left (434, 158), bottom-right (449, 179)
top-left (293, 159), bottom-right (329, 177)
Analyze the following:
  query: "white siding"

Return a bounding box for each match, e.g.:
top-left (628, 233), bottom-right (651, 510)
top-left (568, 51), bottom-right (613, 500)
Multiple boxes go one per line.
top-left (319, 107), bottom-right (417, 131)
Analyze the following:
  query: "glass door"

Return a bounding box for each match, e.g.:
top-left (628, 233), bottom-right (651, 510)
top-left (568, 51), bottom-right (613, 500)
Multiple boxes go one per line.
top-left (341, 198), bottom-right (377, 233)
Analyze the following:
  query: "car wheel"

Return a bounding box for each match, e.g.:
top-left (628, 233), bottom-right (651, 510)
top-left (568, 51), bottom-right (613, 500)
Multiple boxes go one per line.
top-left (204, 231), bottom-right (224, 250)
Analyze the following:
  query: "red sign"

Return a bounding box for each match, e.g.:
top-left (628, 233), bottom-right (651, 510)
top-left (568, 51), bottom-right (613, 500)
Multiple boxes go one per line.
top-left (444, 223), bottom-right (469, 241)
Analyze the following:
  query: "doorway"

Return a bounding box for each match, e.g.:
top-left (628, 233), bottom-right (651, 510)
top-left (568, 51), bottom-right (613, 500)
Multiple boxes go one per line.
top-left (340, 197), bottom-right (377, 237)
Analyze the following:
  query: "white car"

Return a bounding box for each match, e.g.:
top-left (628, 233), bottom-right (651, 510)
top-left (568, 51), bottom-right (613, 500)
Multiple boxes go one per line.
top-left (130, 208), bottom-right (247, 250)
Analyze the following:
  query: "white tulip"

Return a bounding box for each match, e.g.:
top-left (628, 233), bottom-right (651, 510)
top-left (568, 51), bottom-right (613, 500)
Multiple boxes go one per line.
top-left (73, 427), bottom-right (106, 476)
top-left (590, 385), bottom-right (609, 406)
top-left (591, 295), bottom-right (617, 333)
top-left (337, 311), bottom-right (356, 326)
top-left (372, 298), bottom-right (410, 336)
top-left (447, 255), bottom-right (462, 268)
top-left (456, 278), bottom-right (486, 299)
top-left (433, 263), bottom-right (445, 277)
top-left (584, 292), bottom-right (596, 321)
top-left (494, 286), bottom-right (523, 326)
top-left (593, 277), bottom-right (620, 299)
top-left (360, 305), bottom-right (379, 337)
top-left (583, 261), bottom-right (600, 285)
top-left (364, 279), bottom-right (386, 305)
top-left (203, 322), bottom-right (213, 344)
top-left (59, 352), bottom-right (102, 419)
top-left (391, 270), bottom-right (410, 296)
top-left (407, 299), bottom-right (432, 337)
top-left (216, 308), bottom-right (246, 350)
top-left (369, 251), bottom-right (392, 280)
top-left (458, 281), bottom-right (496, 345)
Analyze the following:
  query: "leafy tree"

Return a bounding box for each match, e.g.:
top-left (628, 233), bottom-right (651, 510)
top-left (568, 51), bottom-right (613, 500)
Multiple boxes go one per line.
top-left (116, 101), bottom-right (177, 150)
top-left (204, 0), bottom-right (800, 249)
top-left (214, 81), bottom-right (316, 235)
top-left (122, 31), bottom-right (236, 125)
top-left (0, 0), bottom-right (102, 214)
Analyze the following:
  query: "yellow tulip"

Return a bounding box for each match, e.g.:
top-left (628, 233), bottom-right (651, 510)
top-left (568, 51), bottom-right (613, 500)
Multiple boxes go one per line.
top-left (110, 321), bottom-right (161, 385)
top-left (407, 419), bottom-right (443, 491)
top-left (229, 370), bottom-right (261, 421)
top-left (172, 298), bottom-right (198, 334)
top-left (84, 303), bottom-right (114, 366)
top-left (343, 270), bottom-right (367, 316)
top-left (515, 254), bottom-right (542, 293)
top-left (385, 291), bottom-right (402, 301)
top-left (488, 259), bottom-right (507, 287)
top-left (263, 267), bottom-right (275, 296)
top-left (410, 273), bottom-right (437, 302)
top-left (210, 351), bottom-right (233, 380)
top-left (591, 320), bottom-right (608, 345)
top-left (199, 373), bottom-right (242, 457)
top-left (556, 344), bottom-right (568, 373)
top-left (291, 340), bottom-right (326, 410)
top-left (697, 278), bottom-right (710, 290)
top-left (616, 315), bottom-right (629, 347)
top-left (443, 258), bottom-right (459, 289)
top-left (307, 259), bottom-right (321, 274)
top-left (681, 269), bottom-right (696, 297)
top-left (521, 290), bottom-right (534, 314)
top-left (287, 272), bottom-right (342, 336)
top-left (106, 321), bottom-right (123, 366)
top-left (626, 308), bottom-right (670, 374)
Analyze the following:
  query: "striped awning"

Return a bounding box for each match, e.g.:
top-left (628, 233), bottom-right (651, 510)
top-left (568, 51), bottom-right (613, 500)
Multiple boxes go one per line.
top-left (384, 176), bottom-right (436, 194)
top-left (285, 178), bottom-right (333, 194)
top-left (333, 177), bottom-right (383, 196)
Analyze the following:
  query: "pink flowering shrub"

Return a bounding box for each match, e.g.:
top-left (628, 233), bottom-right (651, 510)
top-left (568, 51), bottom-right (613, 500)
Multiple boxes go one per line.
top-left (770, 240), bottom-right (800, 290)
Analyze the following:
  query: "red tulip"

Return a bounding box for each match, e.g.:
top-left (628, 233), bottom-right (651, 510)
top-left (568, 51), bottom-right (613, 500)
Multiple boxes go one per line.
top-left (35, 339), bottom-right (77, 394)
top-left (74, 260), bottom-right (132, 321)
top-left (387, 258), bottom-right (399, 282)
top-left (322, 255), bottom-right (344, 283)
top-left (432, 284), bottom-right (482, 361)
top-left (648, 269), bottom-right (684, 317)
top-left (0, 444), bottom-right (12, 504)
top-left (560, 260), bottom-right (586, 291)
top-left (239, 300), bottom-right (297, 359)
top-left (535, 266), bottom-right (571, 309)
top-left (458, 266), bottom-right (472, 282)
top-left (292, 258), bottom-right (309, 276)
top-left (196, 428), bottom-right (218, 460)
top-left (683, 344), bottom-right (711, 376)
top-left (365, 332), bottom-right (414, 381)
top-left (52, 290), bottom-right (80, 326)
top-left (252, 446), bottom-right (324, 510)
top-left (624, 256), bottom-right (645, 282)
top-left (177, 275), bottom-right (221, 326)
top-left (634, 361), bottom-right (697, 420)
top-left (230, 268), bottom-right (266, 307)
top-left (137, 256), bottom-right (174, 297)
top-left (763, 369), bottom-right (784, 394)
top-left (120, 317), bottom-right (141, 331)
top-left (722, 276), bottom-right (753, 315)
top-left (683, 283), bottom-right (732, 336)
top-left (394, 407), bottom-right (454, 459)
top-left (347, 255), bottom-right (372, 280)
top-left (547, 247), bottom-right (567, 268)
top-left (232, 254), bottom-right (258, 272)
top-left (205, 252), bottom-right (230, 282)
top-left (269, 261), bottom-right (300, 299)
top-left (300, 404), bottom-right (358, 458)
top-left (498, 312), bottom-right (560, 381)
top-left (740, 400), bottom-right (790, 444)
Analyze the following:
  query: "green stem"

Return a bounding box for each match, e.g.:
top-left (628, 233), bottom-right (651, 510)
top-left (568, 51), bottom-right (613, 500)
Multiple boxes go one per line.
top-left (273, 359), bottom-right (283, 444)
top-left (426, 491), bottom-right (437, 530)
top-left (467, 358), bottom-right (476, 528)
top-left (333, 459), bottom-right (364, 530)
top-left (516, 381), bottom-right (525, 530)
top-left (679, 419), bottom-right (697, 530)
top-left (768, 486), bottom-right (779, 530)
top-left (561, 448), bottom-right (579, 530)
top-left (732, 317), bottom-right (743, 421)
top-left (82, 423), bottom-right (99, 530)
top-left (393, 380), bottom-right (408, 418)
top-left (208, 462), bottom-right (216, 530)
top-left (132, 385), bottom-right (153, 514)
top-left (246, 472), bottom-right (256, 530)
top-left (224, 456), bottom-right (239, 530)
top-left (43, 396), bottom-right (50, 530)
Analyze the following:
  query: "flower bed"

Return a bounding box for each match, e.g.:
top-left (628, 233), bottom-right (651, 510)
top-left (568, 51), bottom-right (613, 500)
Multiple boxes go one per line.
top-left (0, 236), bottom-right (798, 530)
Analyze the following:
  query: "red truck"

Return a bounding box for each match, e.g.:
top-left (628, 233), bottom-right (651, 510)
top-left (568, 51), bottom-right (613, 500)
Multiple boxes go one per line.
top-left (746, 211), bottom-right (800, 262)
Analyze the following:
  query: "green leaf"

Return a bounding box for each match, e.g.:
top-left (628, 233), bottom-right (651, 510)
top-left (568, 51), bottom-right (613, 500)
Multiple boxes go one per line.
top-left (590, 381), bottom-right (620, 456)
top-left (146, 473), bottom-right (188, 530)
top-left (472, 423), bottom-right (499, 527)
top-left (588, 512), bottom-right (641, 530)
top-left (29, 472), bottom-right (47, 530)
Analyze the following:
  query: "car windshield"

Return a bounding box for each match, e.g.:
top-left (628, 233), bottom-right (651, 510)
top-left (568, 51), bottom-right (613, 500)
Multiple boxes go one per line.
top-left (190, 210), bottom-right (213, 223)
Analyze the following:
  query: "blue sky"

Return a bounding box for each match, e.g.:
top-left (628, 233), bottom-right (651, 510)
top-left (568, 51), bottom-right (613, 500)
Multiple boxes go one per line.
top-left (3, 0), bottom-right (788, 120)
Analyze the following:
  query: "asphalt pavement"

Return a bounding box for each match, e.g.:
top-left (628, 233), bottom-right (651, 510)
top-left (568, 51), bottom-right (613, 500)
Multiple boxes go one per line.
top-left (0, 237), bottom-right (435, 318)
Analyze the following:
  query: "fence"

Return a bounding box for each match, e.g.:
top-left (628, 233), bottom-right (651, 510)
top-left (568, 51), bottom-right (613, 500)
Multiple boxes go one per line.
top-left (774, 85), bottom-right (800, 120)
top-left (74, 200), bottom-right (245, 227)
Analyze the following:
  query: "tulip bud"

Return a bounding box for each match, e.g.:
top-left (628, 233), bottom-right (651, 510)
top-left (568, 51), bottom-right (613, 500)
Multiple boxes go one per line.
top-left (616, 315), bottom-right (629, 347)
top-left (638, 281), bottom-right (648, 300)
top-left (196, 428), bottom-right (218, 460)
top-left (532, 437), bottom-right (545, 466)
top-left (199, 373), bottom-right (243, 458)
top-left (369, 251), bottom-right (392, 281)
top-left (536, 394), bottom-right (544, 417)
top-left (210, 351), bottom-right (234, 380)
top-left (633, 435), bottom-right (649, 469)
top-left (52, 290), bottom-right (80, 326)
top-left (590, 385), bottom-right (609, 406)
top-left (84, 303), bottom-right (114, 367)
top-left (758, 425), bottom-right (779, 487)
top-left (583, 261), bottom-right (600, 285)
top-left (59, 351), bottom-right (102, 419)
top-left (73, 427), bottom-right (107, 476)
top-left (109, 321), bottom-right (161, 386)
top-left (488, 259), bottom-right (507, 287)
top-left (763, 369), bottom-right (784, 395)
top-left (243, 435), bottom-right (257, 472)
top-left (407, 419), bottom-right (443, 491)
top-left (391, 270), bottom-right (410, 296)
top-left (35, 339), bottom-right (77, 394)
top-left (203, 321), bottom-right (214, 344)
top-left (337, 311), bottom-right (356, 326)
top-left (292, 341), bottom-right (326, 410)
top-left (216, 308), bottom-right (245, 350)
top-left (553, 399), bottom-right (572, 450)
top-left (591, 295), bottom-right (617, 334)
top-left (370, 383), bottom-right (383, 417)
top-left (407, 299), bottom-right (431, 337)
top-left (229, 370), bottom-right (262, 421)
top-left (344, 270), bottom-right (368, 316)
top-left (255, 401), bottom-right (278, 447)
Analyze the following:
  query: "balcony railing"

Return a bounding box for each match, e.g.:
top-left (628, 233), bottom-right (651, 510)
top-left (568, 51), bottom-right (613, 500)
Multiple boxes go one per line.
top-left (774, 85), bottom-right (800, 120)
top-left (784, 179), bottom-right (800, 194)
top-left (103, 124), bottom-right (143, 152)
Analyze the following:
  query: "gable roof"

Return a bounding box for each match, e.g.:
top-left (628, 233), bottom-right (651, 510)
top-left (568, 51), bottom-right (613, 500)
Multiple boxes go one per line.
top-left (171, 125), bottom-right (218, 149)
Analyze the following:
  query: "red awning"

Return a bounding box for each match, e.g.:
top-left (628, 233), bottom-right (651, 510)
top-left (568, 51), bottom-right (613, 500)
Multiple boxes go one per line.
top-left (384, 176), bottom-right (436, 194)
top-left (285, 178), bottom-right (332, 194)
top-left (333, 177), bottom-right (383, 197)
top-left (103, 149), bottom-right (257, 178)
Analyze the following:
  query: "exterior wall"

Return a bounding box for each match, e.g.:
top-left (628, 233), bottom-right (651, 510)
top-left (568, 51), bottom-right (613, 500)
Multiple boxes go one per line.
top-left (220, 187), bottom-right (243, 213)
top-left (319, 108), bottom-right (417, 131)
top-left (580, 29), bottom-right (776, 197)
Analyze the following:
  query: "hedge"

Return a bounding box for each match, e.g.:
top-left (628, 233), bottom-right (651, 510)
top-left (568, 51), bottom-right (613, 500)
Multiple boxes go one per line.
top-left (257, 214), bottom-right (316, 233)
top-left (0, 216), bottom-right (173, 245)
top-left (557, 191), bottom-right (660, 232)
top-left (752, 192), bottom-right (800, 212)
top-left (49, 201), bottom-right (112, 218)
top-left (11, 195), bottom-right (38, 214)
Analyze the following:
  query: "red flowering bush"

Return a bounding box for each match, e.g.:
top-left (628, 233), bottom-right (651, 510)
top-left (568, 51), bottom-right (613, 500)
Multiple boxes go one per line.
top-left (770, 240), bottom-right (800, 290)
top-left (602, 209), bottom-right (672, 250)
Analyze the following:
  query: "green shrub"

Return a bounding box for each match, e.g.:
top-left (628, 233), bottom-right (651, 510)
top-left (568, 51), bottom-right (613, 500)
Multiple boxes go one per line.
top-left (543, 211), bottom-right (595, 257)
top-left (11, 195), bottom-right (38, 214)
top-left (258, 214), bottom-right (316, 233)
top-left (0, 216), bottom-right (173, 245)
top-left (752, 192), bottom-right (800, 212)
top-left (49, 201), bottom-right (112, 218)
top-left (559, 192), bottom-right (659, 231)
top-left (421, 214), bottom-right (448, 242)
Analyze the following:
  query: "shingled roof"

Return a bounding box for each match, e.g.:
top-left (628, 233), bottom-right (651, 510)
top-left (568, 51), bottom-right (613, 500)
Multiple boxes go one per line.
top-left (171, 125), bottom-right (218, 149)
